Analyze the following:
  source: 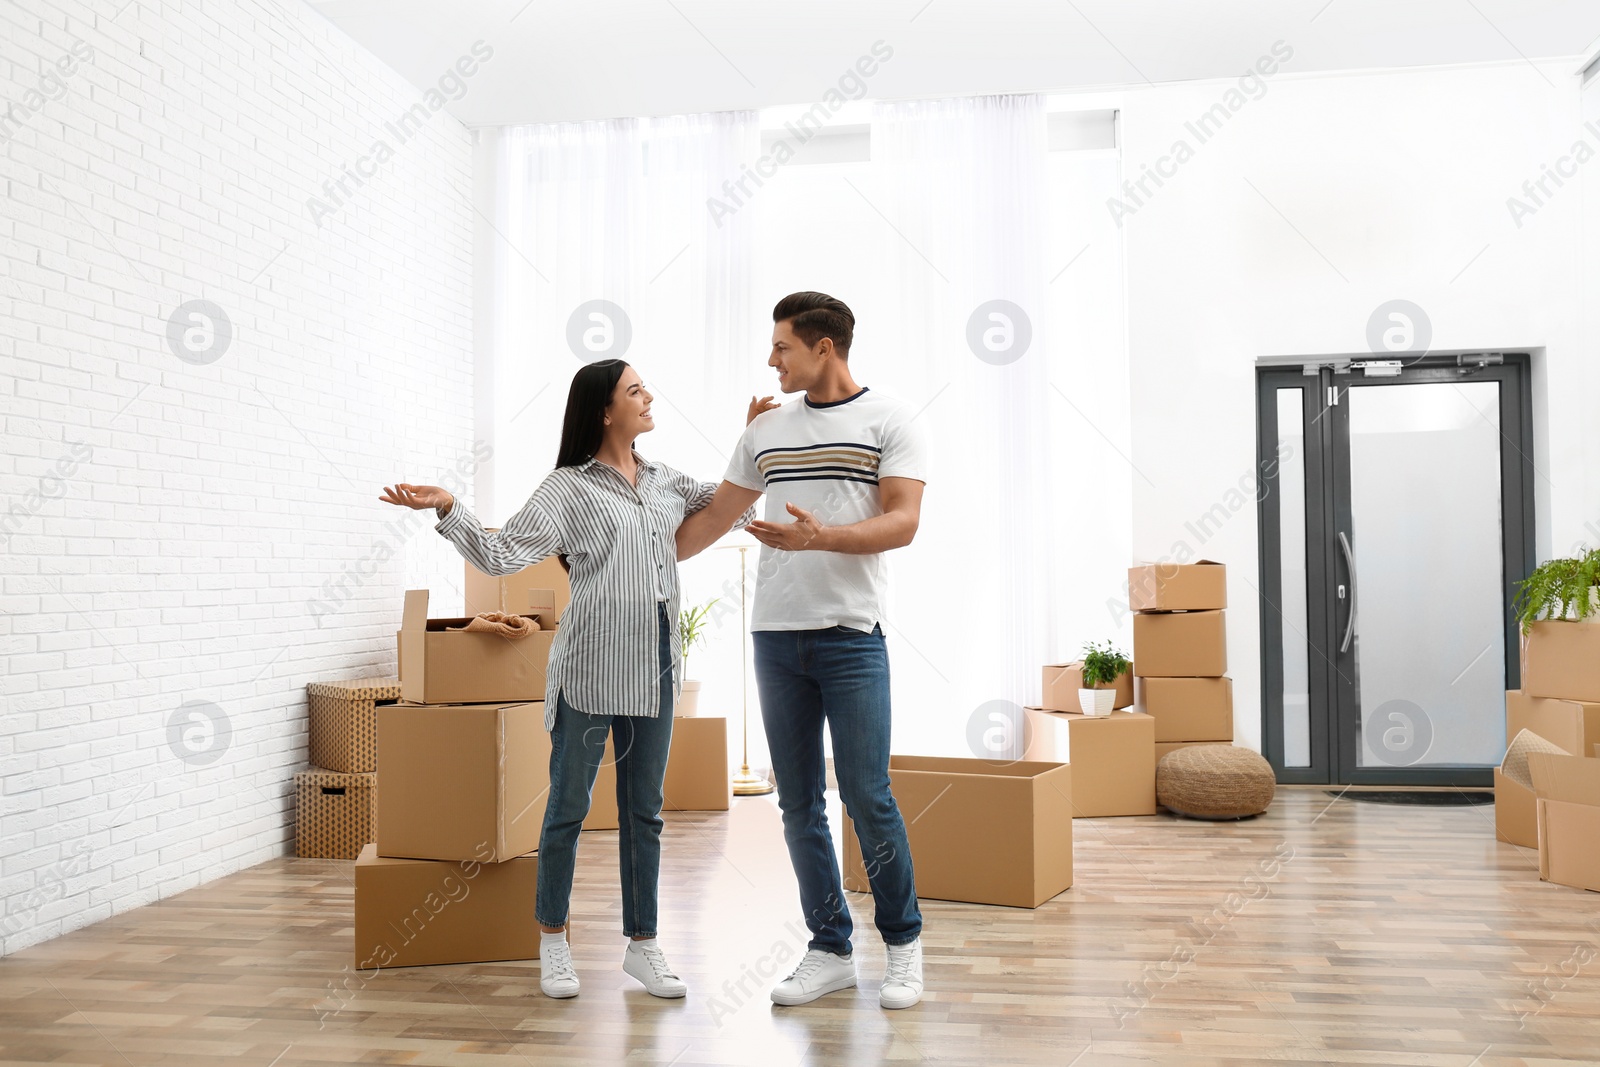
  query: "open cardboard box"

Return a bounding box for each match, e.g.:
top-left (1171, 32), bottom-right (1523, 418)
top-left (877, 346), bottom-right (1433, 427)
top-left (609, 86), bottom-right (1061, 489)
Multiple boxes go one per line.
top-left (354, 844), bottom-right (538, 968)
top-left (840, 756), bottom-right (1072, 909)
top-left (1041, 662), bottom-right (1133, 712)
top-left (397, 588), bottom-right (557, 704)
top-left (465, 546), bottom-right (571, 623)
top-left (1128, 559), bottom-right (1227, 612)
top-left (1139, 676), bottom-right (1234, 742)
top-left (1528, 751), bottom-right (1600, 893)
top-left (1132, 610), bottom-right (1227, 677)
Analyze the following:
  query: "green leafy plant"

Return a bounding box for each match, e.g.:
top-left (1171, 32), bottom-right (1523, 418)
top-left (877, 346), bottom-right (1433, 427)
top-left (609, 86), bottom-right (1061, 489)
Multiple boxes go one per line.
top-left (1514, 548), bottom-right (1600, 632)
top-left (1080, 640), bottom-right (1131, 687)
top-left (678, 599), bottom-right (720, 663)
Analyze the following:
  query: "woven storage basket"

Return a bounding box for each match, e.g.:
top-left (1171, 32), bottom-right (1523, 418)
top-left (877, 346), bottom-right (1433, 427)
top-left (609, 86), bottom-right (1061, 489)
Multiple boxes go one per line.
top-left (1156, 745), bottom-right (1275, 820)
top-left (306, 678), bottom-right (400, 773)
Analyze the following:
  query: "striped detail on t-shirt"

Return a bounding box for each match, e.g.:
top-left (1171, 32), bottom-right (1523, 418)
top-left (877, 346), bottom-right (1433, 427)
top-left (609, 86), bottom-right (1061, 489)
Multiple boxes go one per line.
top-left (754, 441), bottom-right (881, 486)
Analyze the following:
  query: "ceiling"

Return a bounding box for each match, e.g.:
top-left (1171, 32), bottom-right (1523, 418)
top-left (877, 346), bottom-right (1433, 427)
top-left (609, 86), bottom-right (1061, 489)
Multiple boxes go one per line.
top-left (304, 0), bottom-right (1600, 126)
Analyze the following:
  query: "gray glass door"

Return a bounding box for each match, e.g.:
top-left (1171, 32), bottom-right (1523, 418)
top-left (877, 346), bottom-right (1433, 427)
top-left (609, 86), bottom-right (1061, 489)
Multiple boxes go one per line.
top-left (1257, 355), bottom-right (1534, 786)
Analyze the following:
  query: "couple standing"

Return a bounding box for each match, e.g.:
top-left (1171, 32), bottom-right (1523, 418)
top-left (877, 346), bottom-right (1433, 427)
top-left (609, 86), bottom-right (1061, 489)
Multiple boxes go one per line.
top-left (381, 292), bottom-right (928, 1009)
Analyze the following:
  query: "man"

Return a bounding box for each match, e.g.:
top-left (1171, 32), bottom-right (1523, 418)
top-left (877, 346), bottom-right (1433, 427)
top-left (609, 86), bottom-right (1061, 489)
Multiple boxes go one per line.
top-left (677, 291), bottom-right (928, 1010)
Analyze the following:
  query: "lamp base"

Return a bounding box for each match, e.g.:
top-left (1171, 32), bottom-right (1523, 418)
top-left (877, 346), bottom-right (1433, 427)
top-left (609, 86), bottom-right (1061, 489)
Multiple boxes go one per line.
top-left (732, 764), bottom-right (774, 796)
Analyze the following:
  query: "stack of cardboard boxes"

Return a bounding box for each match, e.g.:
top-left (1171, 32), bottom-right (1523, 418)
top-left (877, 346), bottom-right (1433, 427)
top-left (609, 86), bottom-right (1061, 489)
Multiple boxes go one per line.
top-left (1494, 619), bottom-right (1600, 893)
top-left (1129, 560), bottom-right (1235, 767)
top-left (296, 679), bottom-right (397, 860)
top-left (464, 549), bottom-right (731, 812)
top-left (1030, 664), bottom-right (1156, 819)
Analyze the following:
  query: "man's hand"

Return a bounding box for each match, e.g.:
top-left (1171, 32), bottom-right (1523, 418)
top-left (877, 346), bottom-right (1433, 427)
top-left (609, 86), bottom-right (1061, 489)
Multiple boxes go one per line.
top-left (747, 502), bottom-right (828, 551)
top-left (747, 395), bottom-right (780, 425)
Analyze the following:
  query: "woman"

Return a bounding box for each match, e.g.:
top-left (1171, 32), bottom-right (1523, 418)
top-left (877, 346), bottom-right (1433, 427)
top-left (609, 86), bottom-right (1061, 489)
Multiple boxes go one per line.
top-left (380, 359), bottom-right (750, 1000)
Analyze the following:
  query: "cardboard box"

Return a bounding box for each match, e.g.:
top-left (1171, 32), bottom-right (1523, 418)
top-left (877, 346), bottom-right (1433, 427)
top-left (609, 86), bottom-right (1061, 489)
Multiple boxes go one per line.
top-left (1139, 677), bottom-right (1234, 742)
top-left (1132, 610), bottom-right (1227, 677)
top-left (466, 545), bottom-right (571, 624)
top-left (1024, 709), bottom-right (1156, 817)
top-left (840, 756), bottom-right (1072, 909)
top-left (295, 769), bottom-right (377, 859)
top-left (1128, 559), bottom-right (1227, 613)
top-left (1153, 741), bottom-right (1232, 770)
top-left (1041, 662), bottom-right (1133, 712)
top-left (396, 588), bottom-right (557, 704)
top-left (1523, 621), bottom-right (1600, 702)
top-left (1528, 752), bottom-right (1600, 893)
top-left (1505, 689), bottom-right (1600, 756)
top-left (306, 678), bottom-right (400, 774)
top-left (354, 844), bottom-right (538, 969)
top-left (661, 716), bottom-right (729, 812)
top-left (1495, 728), bottom-right (1566, 849)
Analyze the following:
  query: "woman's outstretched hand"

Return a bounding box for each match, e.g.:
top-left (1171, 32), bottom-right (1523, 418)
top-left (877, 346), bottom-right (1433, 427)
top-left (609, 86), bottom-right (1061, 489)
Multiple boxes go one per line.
top-left (747, 395), bottom-right (779, 425)
top-left (381, 483), bottom-right (454, 515)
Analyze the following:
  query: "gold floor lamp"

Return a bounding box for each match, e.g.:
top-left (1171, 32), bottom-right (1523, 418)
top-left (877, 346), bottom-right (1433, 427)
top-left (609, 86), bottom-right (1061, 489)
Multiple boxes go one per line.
top-left (722, 543), bottom-right (774, 796)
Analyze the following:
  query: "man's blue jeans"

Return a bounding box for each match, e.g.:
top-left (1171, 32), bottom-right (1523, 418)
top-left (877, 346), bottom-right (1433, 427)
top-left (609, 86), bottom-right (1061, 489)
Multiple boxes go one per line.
top-left (754, 623), bottom-right (922, 956)
top-left (535, 602), bottom-right (674, 938)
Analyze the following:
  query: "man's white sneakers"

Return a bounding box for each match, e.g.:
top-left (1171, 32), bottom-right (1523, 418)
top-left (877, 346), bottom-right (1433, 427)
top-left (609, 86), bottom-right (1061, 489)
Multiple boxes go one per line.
top-left (770, 948), bottom-right (858, 1005)
top-left (539, 934), bottom-right (580, 999)
top-left (623, 939), bottom-right (688, 998)
top-left (879, 938), bottom-right (924, 1009)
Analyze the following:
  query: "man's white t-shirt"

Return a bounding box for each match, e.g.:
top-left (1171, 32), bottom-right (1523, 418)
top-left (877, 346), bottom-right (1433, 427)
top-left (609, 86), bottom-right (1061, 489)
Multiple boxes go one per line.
top-left (724, 387), bottom-right (929, 632)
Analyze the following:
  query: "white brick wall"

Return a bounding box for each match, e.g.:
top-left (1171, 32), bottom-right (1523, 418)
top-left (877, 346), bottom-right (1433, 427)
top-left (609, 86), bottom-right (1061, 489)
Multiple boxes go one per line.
top-left (1, 0), bottom-right (479, 954)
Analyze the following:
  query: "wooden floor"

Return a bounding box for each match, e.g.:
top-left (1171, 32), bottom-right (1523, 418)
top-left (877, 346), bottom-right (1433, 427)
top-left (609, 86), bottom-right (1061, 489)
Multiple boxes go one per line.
top-left (2, 786), bottom-right (1598, 1067)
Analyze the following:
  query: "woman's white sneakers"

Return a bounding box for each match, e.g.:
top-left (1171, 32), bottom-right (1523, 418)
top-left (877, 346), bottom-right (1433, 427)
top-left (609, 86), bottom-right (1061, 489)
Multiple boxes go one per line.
top-left (539, 934), bottom-right (580, 999)
top-left (770, 948), bottom-right (858, 1005)
top-left (879, 938), bottom-right (924, 1009)
top-left (623, 939), bottom-right (688, 998)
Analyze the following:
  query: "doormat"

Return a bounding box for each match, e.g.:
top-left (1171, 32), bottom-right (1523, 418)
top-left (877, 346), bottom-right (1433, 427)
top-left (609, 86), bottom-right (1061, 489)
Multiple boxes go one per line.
top-left (1327, 790), bottom-right (1493, 806)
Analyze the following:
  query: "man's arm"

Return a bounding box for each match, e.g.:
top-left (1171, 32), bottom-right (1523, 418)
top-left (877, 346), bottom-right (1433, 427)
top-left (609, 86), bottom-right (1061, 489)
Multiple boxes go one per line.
top-left (746, 477), bottom-right (923, 555)
top-left (677, 480), bottom-right (763, 560)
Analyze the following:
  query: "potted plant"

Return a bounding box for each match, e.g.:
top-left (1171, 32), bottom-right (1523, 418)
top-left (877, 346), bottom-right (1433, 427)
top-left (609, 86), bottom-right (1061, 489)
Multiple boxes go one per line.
top-left (676, 599), bottom-right (719, 717)
top-left (1078, 640), bottom-right (1130, 716)
top-left (1515, 548), bottom-right (1600, 630)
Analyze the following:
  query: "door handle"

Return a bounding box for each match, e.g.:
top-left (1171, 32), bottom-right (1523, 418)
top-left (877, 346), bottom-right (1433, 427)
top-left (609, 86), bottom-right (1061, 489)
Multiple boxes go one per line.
top-left (1338, 530), bottom-right (1356, 653)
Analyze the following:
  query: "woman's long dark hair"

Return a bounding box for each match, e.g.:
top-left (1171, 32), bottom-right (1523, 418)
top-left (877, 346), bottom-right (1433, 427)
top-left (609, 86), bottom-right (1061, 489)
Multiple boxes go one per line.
top-left (555, 359), bottom-right (629, 468)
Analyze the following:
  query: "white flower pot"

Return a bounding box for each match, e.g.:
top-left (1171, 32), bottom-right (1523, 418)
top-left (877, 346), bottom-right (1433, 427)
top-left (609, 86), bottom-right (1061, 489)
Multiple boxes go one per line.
top-left (1078, 688), bottom-right (1116, 716)
top-left (677, 679), bottom-right (701, 717)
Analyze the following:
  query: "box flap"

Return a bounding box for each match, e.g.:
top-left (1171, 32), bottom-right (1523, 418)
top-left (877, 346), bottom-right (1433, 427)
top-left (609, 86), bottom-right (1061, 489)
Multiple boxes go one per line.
top-left (402, 589), bottom-right (429, 631)
top-left (1528, 751), bottom-right (1600, 807)
top-left (1499, 728), bottom-right (1566, 788)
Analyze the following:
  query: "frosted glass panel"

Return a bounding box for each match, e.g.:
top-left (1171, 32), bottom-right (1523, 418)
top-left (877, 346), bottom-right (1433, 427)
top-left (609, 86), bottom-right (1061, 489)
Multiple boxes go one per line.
top-left (1348, 382), bottom-right (1506, 767)
top-left (1276, 390), bottom-right (1311, 767)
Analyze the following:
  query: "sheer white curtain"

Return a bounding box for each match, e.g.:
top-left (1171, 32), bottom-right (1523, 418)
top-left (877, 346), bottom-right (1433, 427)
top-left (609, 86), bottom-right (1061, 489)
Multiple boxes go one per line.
top-left (487, 112), bottom-right (761, 518)
top-left (865, 94), bottom-right (1057, 756)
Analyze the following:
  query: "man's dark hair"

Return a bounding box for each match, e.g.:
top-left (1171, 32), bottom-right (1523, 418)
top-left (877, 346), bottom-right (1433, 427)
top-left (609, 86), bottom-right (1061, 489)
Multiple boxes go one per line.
top-left (774, 291), bottom-right (854, 358)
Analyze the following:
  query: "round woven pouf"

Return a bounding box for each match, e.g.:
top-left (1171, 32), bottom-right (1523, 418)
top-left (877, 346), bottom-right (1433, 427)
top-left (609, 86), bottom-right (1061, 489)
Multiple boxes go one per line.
top-left (1156, 745), bottom-right (1276, 820)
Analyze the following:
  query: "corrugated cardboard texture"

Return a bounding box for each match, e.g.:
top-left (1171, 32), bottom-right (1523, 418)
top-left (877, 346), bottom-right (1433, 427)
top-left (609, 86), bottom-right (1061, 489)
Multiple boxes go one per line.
top-left (1041, 662), bottom-right (1133, 712)
top-left (1133, 610), bottom-right (1227, 677)
top-left (841, 757), bottom-right (1073, 909)
top-left (1505, 689), bottom-right (1600, 757)
top-left (397, 589), bottom-right (555, 704)
top-left (1140, 677), bottom-right (1234, 742)
top-left (295, 770), bottom-right (377, 859)
top-left (465, 545), bottom-right (571, 623)
top-left (1524, 621), bottom-right (1600, 703)
top-left (661, 716), bottom-right (730, 812)
top-left (1128, 560), bottom-right (1227, 612)
top-left (1493, 768), bottom-right (1539, 848)
top-left (377, 702), bottom-right (546, 862)
top-left (306, 678), bottom-right (400, 773)
top-left (354, 844), bottom-right (538, 969)
top-left (1026, 709), bottom-right (1157, 817)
